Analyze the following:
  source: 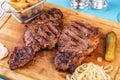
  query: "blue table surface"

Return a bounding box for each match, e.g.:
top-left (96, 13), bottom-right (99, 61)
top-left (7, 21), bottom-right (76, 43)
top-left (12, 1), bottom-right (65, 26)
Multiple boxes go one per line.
top-left (46, 0), bottom-right (120, 22)
top-left (0, 78), bottom-right (4, 80)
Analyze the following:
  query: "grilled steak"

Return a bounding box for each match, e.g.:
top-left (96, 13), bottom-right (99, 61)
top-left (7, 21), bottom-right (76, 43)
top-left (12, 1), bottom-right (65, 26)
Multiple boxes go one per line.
top-left (54, 21), bottom-right (99, 72)
top-left (32, 8), bottom-right (63, 26)
top-left (8, 46), bottom-right (34, 70)
top-left (24, 8), bottom-right (63, 52)
top-left (24, 23), bottom-right (61, 52)
top-left (8, 8), bottom-right (63, 70)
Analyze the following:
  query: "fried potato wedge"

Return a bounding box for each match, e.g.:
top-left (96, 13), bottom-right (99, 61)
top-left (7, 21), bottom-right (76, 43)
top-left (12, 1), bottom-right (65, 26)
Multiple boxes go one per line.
top-left (9, 2), bottom-right (29, 10)
top-left (29, 0), bottom-right (40, 6)
top-left (9, 0), bottom-right (42, 11)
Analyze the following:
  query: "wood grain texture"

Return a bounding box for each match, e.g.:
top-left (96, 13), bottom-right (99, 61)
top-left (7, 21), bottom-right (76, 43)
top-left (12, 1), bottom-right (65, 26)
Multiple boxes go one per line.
top-left (0, 2), bottom-right (120, 80)
top-left (115, 67), bottom-right (120, 80)
top-left (0, 14), bottom-right (11, 29)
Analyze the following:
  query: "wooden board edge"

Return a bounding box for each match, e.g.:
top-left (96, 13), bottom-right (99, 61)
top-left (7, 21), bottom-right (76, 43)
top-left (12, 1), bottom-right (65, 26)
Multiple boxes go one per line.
top-left (0, 14), bottom-right (11, 29)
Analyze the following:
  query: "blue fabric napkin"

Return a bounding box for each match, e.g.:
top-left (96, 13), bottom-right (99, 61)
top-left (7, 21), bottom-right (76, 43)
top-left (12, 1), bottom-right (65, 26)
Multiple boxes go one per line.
top-left (46, 0), bottom-right (120, 22)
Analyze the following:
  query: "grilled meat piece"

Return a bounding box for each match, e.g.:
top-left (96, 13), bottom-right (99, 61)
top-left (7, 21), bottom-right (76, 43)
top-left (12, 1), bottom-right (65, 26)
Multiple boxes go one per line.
top-left (24, 8), bottom-right (63, 52)
top-left (8, 46), bottom-right (34, 70)
top-left (32, 8), bottom-right (63, 26)
top-left (54, 21), bottom-right (99, 72)
top-left (8, 8), bottom-right (63, 70)
top-left (24, 24), bottom-right (40, 53)
top-left (24, 23), bottom-right (61, 52)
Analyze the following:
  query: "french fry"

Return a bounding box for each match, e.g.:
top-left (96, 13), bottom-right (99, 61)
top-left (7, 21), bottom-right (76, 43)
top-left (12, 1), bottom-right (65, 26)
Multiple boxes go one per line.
top-left (19, 0), bottom-right (27, 3)
top-left (9, 2), bottom-right (29, 10)
top-left (9, 0), bottom-right (42, 11)
top-left (29, 0), bottom-right (40, 6)
top-left (10, 0), bottom-right (19, 2)
top-left (27, 0), bottom-right (41, 2)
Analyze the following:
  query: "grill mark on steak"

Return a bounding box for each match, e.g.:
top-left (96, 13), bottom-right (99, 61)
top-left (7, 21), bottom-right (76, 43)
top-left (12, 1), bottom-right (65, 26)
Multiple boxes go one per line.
top-left (24, 24), bottom-right (41, 52)
top-left (32, 8), bottom-right (63, 26)
top-left (68, 25), bottom-right (84, 39)
top-left (38, 25), bottom-right (51, 41)
top-left (75, 21), bottom-right (99, 36)
top-left (36, 11), bottom-right (48, 20)
top-left (47, 23), bottom-right (59, 35)
top-left (59, 33), bottom-right (88, 53)
top-left (24, 8), bottom-right (63, 50)
top-left (75, 21), bottom-right (92, 31)
top-left (48, 8), bottom-right (63, 19)
top-left (60, 28), bottom-right (89, 52)
top-left (8, 46), bottom-right (34, 70)
top-left (8, 8), bottom-right (63, 70)
top-left (71, 23), bottom-right (90, 37)
top-left (72, 25), bottom-right (88, 37)
top-left (54, 20), bottom-right (99, 73)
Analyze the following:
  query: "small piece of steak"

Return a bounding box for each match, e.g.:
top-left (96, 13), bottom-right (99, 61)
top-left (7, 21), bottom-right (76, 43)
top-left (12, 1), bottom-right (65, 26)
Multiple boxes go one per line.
top-left (8, 46), bottom-right (34, 70)
top-left (54, 21), bottom-right (99, 72)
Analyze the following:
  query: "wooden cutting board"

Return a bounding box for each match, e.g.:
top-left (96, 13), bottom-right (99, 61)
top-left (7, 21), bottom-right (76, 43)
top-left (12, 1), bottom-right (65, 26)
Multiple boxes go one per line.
top-left (0, 2), bottom-right (120, 80)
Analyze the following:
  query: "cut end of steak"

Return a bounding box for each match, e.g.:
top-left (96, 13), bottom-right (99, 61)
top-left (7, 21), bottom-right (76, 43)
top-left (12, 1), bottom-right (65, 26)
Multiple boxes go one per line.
top-left (8, 46), bottom-right (34, 70)
top-left (54, 20), bottom-right (99, 72)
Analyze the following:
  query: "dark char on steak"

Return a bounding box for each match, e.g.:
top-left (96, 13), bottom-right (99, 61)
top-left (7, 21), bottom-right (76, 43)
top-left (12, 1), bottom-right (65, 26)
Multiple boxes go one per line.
top-left (8, 46), bottom-right (34, 70)
top-left (54, 21), bottom-right (99, 73)
top-left (24, 8), bottom-right (63, 52)
top-left (8, 8), bottom-right (63, 70)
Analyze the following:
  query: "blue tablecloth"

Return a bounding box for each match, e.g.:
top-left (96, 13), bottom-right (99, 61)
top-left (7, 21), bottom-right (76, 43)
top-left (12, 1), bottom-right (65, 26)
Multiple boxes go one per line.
top-left (46, 0), bottom-right (120, 22)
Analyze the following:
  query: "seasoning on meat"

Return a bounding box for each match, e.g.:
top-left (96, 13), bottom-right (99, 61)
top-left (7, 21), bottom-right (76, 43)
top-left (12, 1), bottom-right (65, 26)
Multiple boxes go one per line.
top-left (54, 21), bottom-right (99, 72)
top-left (24, 8), bottom-right (63, 52)
top-left (8, 46), bottom-right (34, 70)
top-left (8, 8), bottom-right (63, 70)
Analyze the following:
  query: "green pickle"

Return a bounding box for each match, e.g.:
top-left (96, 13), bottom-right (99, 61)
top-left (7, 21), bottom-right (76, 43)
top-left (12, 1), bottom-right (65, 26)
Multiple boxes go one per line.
top-left (105, 31), bottom-right (117, 61)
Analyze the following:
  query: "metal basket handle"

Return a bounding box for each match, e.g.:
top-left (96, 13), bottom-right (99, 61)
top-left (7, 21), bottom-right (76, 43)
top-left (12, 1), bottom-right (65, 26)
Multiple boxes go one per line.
top-left (0, 0), bottom-right (11, 17)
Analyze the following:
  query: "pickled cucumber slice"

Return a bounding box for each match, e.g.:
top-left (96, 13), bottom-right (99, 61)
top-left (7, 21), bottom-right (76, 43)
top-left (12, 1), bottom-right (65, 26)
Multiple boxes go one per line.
top-left (105, 31), bottom-right (117, 61)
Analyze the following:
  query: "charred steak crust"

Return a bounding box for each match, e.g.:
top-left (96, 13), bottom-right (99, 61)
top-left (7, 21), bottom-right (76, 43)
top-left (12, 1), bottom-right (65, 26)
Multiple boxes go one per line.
top-left (32, 8), bottom-right (63, 26)
top-left (8, 8), bottom-right (63, 70)
top-left (8, 46), bottom-right (34, 70)
top-left (54, 21), bottom-right (99, 72)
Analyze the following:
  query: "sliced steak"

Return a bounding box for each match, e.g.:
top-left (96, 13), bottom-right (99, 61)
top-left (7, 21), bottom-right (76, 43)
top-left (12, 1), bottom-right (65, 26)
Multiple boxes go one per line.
top-left (8, 46), bottom-right (34, 70)
top-left (54, 21), bottom-right (99, 72)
